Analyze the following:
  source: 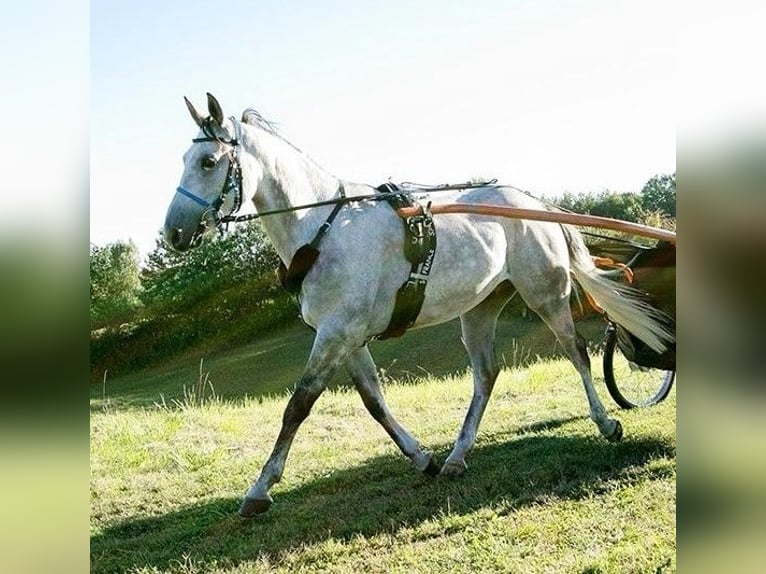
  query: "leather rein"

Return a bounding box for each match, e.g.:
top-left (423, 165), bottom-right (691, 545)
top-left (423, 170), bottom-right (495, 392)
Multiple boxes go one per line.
top-left (176, 117), bottom-right (495, 234)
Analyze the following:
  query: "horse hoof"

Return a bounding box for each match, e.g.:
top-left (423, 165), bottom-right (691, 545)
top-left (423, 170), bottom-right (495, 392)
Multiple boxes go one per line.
top-left (440, 460), bottom-right (467, 477)
top-left (606, 420), bottom-right (623, 443)
top-left (238, 496), bottom-right (272, 517)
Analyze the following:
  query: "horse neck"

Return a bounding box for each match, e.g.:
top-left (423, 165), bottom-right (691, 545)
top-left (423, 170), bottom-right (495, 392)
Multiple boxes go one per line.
top-left (240, 124), bottom-right (341, 262)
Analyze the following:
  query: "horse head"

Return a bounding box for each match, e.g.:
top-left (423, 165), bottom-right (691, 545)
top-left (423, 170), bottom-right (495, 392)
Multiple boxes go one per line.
top-left (163, 93), bottom-right (260, 251)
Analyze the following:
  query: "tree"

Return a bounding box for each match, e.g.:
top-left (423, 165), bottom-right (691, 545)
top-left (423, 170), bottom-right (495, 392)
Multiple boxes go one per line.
top-left (640, 173), bottom-right (676, 217)
top-left (552, 189), bottom-right (644, 222)
top-left (91, 223), bottom-right (291, 380)
top-left (90, 240), bottom-right (143, 329)
top-left (140, 221), bottom-right (281, 311)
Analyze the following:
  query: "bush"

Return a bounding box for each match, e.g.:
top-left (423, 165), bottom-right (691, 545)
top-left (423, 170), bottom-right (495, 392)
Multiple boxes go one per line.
top-left (90, 222), bottom-right (298, 381)
top-left (90, 275), bottom-right (297, 381)
top-left (90, 240), bottom-right (143, 329)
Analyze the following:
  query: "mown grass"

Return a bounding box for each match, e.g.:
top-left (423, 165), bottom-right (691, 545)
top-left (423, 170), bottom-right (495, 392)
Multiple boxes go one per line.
top-left (91, 318), bottom-right (675, 573)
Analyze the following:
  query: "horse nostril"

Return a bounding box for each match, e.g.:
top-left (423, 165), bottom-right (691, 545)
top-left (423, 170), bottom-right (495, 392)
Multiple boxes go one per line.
top-left (166, 228), bottom-right (182, 248)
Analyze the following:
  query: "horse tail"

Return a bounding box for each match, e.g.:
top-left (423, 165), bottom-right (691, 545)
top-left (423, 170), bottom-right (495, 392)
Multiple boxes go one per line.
top-left (561, 224), bottom-right (675, 353)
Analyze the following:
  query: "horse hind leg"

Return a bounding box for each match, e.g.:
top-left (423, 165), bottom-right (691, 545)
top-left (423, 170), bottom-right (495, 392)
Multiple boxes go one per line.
top-left (532, 296), bottom-right (622, 442)
top-left (347, 346), bottom-right (439, 475)
top-left (442, 281), bottom-right (516, 476)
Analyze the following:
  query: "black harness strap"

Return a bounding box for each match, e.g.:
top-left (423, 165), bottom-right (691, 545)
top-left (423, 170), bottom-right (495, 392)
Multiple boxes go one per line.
top-left (278, 183), bottom-right (346, 295)
top-left (276, 181), bottom-right (437, 340)
top-left (373, 183), bottom-right (437, 340)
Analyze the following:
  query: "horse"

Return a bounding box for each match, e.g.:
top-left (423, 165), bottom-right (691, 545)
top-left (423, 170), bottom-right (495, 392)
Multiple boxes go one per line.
top-left (164, 93), bottom-right (674, 517)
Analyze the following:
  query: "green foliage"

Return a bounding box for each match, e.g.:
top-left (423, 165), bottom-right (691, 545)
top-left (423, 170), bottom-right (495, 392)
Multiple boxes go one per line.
top-left (140, 222), bottom-right (280, 311)
top-left (641, 173), bottom-right (676, 217)
top-left (91, 223), bottom-right (297, 380)
top-left (90, 240), bottom-right (143, 329)
top-left (553, 189), bottom-right (645, 222)
top-left (545, 173), bottom-right (676, 224)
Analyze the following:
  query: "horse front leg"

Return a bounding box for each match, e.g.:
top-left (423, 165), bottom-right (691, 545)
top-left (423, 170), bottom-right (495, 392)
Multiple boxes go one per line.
top-left (239, 330), bottom-right (351, 517)
top-left (346, 346), bottom-right (439, 476)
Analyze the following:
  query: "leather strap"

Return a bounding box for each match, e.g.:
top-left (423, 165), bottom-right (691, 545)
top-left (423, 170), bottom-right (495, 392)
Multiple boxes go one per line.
top-left (373, 184), bottom-right (437, 340)
top-left (278, 184), bottom-right (346, 295)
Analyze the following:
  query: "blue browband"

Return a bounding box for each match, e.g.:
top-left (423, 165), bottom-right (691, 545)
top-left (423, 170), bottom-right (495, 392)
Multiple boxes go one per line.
top-left (175, 186), bottom-right (213, 208)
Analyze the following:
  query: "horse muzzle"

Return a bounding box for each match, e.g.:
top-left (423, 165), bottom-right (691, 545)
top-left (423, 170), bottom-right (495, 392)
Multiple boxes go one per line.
top-left (164, 201), bottom-right (222, 252)
top-left (163, 226), bottom-right (190, 252)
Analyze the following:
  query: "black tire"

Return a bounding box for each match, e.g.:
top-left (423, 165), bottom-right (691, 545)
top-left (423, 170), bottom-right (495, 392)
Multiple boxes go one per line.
top-left (603, 325), bottom-right (675, 409)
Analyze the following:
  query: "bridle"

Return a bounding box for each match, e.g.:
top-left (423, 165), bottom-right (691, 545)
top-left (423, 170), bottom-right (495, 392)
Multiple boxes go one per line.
top-left (174, 116), bottom-right (500, 245)
top-left (175, 116), bottom-right (244, 243)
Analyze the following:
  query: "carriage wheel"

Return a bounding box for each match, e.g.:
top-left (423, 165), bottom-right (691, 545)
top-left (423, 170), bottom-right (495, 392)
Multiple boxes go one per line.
top-left (603, 326), bottom-right (675, 409)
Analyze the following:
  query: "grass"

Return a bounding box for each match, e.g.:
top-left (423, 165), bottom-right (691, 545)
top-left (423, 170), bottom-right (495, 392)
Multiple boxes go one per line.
top-left (90, 316), bottom-right (675, 573)
top-left (90, 313), bottom-right (603, 410)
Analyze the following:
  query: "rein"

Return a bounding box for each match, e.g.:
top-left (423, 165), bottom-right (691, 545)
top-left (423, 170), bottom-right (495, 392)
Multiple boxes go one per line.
top-left (177, 119), bottom-right (498, 229)
top-left (220, 192), bottom-right (385, 223)
top-left (220, 179), bottom-right (499, 224)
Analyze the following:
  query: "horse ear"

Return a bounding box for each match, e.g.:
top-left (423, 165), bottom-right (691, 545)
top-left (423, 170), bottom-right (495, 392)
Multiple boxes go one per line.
top-left (184, 96), bottom-right (204, 127)
top-left (207, 93), bottom-right (224, 126)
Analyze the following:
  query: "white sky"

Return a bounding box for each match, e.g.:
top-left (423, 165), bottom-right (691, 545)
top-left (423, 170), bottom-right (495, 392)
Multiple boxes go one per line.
top-left (90, 0), bottom-right (676, 258)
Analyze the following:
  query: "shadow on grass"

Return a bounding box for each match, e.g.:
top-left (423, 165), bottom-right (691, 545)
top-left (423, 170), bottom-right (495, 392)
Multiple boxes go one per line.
top-left (90, 422), bottom-right (674, 573)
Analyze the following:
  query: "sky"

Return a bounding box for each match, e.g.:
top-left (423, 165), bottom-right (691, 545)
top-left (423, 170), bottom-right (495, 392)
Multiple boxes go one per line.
top-left (90, 0), bottom-right (677, 258)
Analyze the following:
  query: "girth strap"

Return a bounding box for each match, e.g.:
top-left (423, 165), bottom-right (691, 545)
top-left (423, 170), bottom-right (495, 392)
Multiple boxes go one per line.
top-left (373, 183), bottom-right (437, 340)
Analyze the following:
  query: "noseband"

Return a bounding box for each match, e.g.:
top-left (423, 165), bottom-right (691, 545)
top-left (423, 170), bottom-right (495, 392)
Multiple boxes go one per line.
top-left (175, 116), bottom-right (244, 238)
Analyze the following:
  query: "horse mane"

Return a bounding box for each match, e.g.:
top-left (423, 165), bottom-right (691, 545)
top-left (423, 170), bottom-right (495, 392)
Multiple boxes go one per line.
top-left (240, 107), bottom-right (333, 177)
top-left (240, 108), bottom-right (280, 136)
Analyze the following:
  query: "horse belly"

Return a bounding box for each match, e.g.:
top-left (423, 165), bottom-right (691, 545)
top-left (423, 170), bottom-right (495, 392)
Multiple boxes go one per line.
top-left (412, 219), bottom-right (508, 327)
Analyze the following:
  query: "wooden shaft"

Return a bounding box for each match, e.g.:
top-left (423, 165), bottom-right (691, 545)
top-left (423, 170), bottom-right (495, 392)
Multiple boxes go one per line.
top-left (397, 203), bottom-right (676, 244)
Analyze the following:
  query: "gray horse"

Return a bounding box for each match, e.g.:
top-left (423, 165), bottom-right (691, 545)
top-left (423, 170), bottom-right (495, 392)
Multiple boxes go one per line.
top-left (164, 94), bottom-right (673, 516)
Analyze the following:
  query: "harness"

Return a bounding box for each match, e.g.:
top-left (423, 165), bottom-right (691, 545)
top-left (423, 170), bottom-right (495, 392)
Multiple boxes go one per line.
top-left (174, 117), bottom-right (244, 245)
top-left (276, 182), bottom-right (437, 340)
top-left (372, 183), bottom-right (437, 340)
top-left (175, 116), bottom-right (499, 339)
top-left (277, 184), bottom-right (346, 294)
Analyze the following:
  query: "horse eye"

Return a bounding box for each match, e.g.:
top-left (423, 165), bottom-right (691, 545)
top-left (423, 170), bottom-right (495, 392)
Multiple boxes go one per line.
top-left (201, 156), bottom-right (217, 170)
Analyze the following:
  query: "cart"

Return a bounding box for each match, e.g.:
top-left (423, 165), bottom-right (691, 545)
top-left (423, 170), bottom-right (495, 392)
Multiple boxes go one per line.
top-left (590, 239), bottom-right (676, 408)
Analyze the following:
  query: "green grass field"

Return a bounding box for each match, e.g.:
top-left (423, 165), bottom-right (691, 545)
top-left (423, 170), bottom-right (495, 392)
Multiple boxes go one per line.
top-left (90, 316), bottom-right (676, 573)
